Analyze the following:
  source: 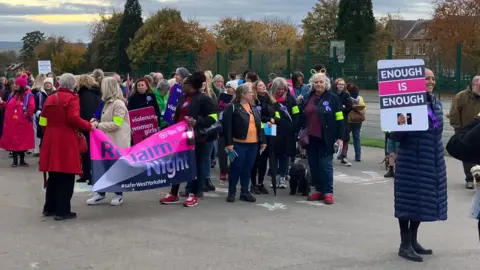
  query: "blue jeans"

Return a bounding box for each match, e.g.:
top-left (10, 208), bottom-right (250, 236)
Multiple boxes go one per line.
top-left (228, 142), bottom-right (258, 195)
top-left (276, 156), bottom-right (289, 178)
top-left (203, 140), bottom-right (215, 181)
top-left (306, 136), bottom-right (334, 194)
top-left (349, 123), bottom-right (362, 159)
top-left (211, 140), bottom-right (218, 160)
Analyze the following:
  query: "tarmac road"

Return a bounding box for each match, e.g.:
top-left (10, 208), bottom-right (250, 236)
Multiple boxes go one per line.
top-left (0, 146), bottom-right (477, 270)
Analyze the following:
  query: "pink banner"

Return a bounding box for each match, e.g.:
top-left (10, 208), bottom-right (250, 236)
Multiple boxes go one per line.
top-left (89, 121), bottom-right (196, 193)
top-left (378, 78), bottom-right (425, 96)
top-left (90, 121), bottom-right (195, 161)
top-left (129, 107), bottom-right (159, 145)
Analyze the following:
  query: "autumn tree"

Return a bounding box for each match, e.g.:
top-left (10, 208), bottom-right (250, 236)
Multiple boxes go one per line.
top-left (302, 0), bottom-right (339, 43)
top-left (35, 37), bottom-right (86, 74)
top-left (126, 8), bottom-right (210, 73)
top-left (84, 12), bottom-right (124, 72)
top-left (115, 0), bottom-right (143, 74)
top-left (335, 0), bottom-right (376, 46)
top-left (428, 0), bottom-right (480, 72)
top-left (213, 18), bottom-right (255, 55)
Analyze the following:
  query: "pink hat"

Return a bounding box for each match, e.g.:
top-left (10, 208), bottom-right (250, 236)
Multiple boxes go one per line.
top-left (15, 76), bottom-right (27, 88)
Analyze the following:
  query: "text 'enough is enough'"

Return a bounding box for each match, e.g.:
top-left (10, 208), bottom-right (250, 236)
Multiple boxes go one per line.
top-left (380, 92), bottom-right (427, 109)
top-left (378, 65), bottom-right (425, 82)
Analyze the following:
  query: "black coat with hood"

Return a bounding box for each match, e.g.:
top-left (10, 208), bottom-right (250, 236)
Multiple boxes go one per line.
top-left (273, 93), bottom-right (299, 157)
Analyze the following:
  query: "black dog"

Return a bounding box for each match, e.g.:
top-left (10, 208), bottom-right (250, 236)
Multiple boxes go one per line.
top-left (289, 163), bottom-right (310, 196)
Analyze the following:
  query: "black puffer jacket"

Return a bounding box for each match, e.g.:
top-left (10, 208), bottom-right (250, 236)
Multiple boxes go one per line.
top-left (78, 86), bottom-right (102, 121)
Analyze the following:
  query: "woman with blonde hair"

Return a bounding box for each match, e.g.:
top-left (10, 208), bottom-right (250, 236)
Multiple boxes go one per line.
top-left (76, 74), bottom-right (102, 183)
top-left (87, 77), bottom-right (131, 206)
top-left (269, 77), bottom-right (299, 189)
top-left (31, 73), bottom-right (47, 155)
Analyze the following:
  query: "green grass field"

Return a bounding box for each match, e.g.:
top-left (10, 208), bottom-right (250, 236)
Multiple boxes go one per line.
top-left (353, 138), bottom-right (385, 149)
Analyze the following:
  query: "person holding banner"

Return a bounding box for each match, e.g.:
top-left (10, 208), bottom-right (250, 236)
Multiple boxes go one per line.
top-left (160, 72), bottom-right (217, 207)
top-left (390, 68), bottom-right (447, 262)
top-left (87, 77), bottom-right (131, 206)
top-left (127, 78), bottom-right (161, 122)
top-left (39, 73), bottom-right (95, 221)
top-left (223, 83), bottom-right (267, 203)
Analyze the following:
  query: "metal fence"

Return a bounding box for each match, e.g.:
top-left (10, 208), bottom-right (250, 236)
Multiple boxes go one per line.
top-left (136, 44), bottom-right (478, 92)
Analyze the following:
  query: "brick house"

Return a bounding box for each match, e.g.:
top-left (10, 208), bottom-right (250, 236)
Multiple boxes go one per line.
top-left (388, 19), bottom-right (431, 59)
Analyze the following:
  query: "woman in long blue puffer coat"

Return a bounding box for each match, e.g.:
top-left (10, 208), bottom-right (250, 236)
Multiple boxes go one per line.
top-left (390, 68), bottom-right (447, 263)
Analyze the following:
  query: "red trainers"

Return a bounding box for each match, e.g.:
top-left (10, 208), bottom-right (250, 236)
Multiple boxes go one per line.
top-left (160, 192), bottom-right (179, 205)
top-left (183, 193), bottom-right (198, 207)
top-left (220, 173), bottom-right (227, 181)
top-left (307, 192), bottom-right (324, 201)
top-left (324, 194), bottom-right (334, 205)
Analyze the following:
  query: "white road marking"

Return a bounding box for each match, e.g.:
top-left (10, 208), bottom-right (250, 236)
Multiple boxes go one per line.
top-left (256, 202), bottom-right (286, 211)
top-left (295, 200), bottom-right (324, 206)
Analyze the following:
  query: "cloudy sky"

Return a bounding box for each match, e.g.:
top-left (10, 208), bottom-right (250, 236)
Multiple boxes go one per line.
top-left (0, 0), bottom-right (434, 42)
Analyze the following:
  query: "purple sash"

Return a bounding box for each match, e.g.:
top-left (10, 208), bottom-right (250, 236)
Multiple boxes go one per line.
top-left (427, 105), bottom-right (439, 129)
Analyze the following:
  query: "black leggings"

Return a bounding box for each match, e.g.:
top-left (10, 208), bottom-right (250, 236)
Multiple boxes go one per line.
top-left (250, 141), bottom-right (277, 186)
top-left (12, 151), bottom-right (25, 162)
top-left (398, 219), bottom-right (421, 234)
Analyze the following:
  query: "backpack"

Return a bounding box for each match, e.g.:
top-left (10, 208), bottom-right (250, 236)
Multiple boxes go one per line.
top-left (7, 92), bottom-right (34, 121)
top-left (348, 104), bottom-right (366, 123)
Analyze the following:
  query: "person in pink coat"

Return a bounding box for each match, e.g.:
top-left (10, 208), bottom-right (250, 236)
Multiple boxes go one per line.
top-left (0, 74), bottom-right (35, 167)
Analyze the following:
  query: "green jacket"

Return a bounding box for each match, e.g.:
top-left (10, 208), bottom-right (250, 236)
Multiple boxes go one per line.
top-left (153, 88), bottom-right (170, 128)
top-left (449, 86), bottom-right (480, 132)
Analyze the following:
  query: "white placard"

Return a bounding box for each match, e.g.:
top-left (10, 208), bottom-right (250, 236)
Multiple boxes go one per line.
top-left (377, 59), bottom-right (429, 132)
top-left (38, 60), bottom-right (52, 75)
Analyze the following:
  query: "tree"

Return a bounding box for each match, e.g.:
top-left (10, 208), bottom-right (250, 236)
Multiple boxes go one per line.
top-left (0, 51), bottom-right (19, 74)
top-left (335, 0), bottom-right (376, 46)
top-left (428, 0), bottom-right (480, 72)
top-left (84, 12), bottom-right (124, 71)
top-left (126, 8), bottom-right (210, 72)
top-left (20, 31), bottom-right (45, 60)
top-left (115, 0), bottom-right (143, 74)
top-left (302, 0), bottom-right (339, 43)
top-left (213, 18), bottom-right (255, 54)
top-left (35, 36), bottom-right (86, 74)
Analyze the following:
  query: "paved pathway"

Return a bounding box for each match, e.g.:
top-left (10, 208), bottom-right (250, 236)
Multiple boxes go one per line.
top-left (0, 147), bottom-right (477, 269)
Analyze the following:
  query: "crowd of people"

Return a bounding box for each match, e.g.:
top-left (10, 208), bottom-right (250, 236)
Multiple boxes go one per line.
top-left (0, 65), bottom-right (478, 263)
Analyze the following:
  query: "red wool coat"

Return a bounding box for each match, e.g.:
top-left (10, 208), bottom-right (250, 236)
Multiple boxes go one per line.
top-left (39, 88), bottom-right (91, 175)
top-left (0, 90), bottom-right (35, 151)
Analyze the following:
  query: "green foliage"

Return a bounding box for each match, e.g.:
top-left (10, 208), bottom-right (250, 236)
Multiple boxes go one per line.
top-left (212, 18), bottom-right (255, 54)
top-left (116, 0), bottom-right (143, 74)
top-left (84, 13), bottom-right (124, 72)
top-left (127, 8), bottom-right (210, 71)
top-left (302, 0), bottom-right (339, 43)
top-left (20, 31), bottom-right (45, 61)
top-left (335, 0), bottom-right (376, 46)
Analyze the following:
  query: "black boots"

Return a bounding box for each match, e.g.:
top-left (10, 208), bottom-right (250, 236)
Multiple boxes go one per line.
top-left (384, 166), bottom-right (394, 178)
top-left (204, 178), bottom-right (215, 192)
top-left (398, 232), bottom-right (423, 262)
top-left (411, 229), bottom-right (433, 255)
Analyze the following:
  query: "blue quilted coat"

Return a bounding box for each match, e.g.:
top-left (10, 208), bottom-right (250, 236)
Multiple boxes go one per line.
top-left (390, 93), bottom-right (448, 222)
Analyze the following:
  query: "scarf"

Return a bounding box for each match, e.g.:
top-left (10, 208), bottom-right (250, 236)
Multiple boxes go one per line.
top-left (275, 94), bottom-right (286, 104)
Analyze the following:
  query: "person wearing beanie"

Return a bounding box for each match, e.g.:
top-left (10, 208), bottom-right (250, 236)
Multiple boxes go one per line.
top-left (162, 67), bottom-right (190, 125)
top-left (0, 75), bottom-right (35, 167)
top-left (33, 77), bottom-right (56, 156)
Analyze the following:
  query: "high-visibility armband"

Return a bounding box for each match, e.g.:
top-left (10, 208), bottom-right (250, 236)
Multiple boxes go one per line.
top-left (335, 111), bottom-right (344, 121)
top-left (39, 116), bottom-right (47, 126)
top-left (275, 111), bottom-right (280, 118)
top-left (208, 113), bottom-right (218, 121)
top-left (261, 122), bottom-right (264, 129)
top-left (292, 106), bottom-right (300, 114)
top-left (113, 116), bottom-right (124, 126)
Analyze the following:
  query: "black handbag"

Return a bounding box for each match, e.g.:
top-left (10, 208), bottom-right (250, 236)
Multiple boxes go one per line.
top-left (198, 121), bottom-right (222, 137)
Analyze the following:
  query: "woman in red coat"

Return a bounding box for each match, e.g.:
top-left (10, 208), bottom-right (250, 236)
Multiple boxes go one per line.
top-left (39, 73), bottom-right (94, 221)
top-left (0, 74), bottom-right (35, 167)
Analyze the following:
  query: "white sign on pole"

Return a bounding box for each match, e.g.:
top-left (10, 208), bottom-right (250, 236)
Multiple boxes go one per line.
top-left (377, 59), bottom-right (428, 132)
top-left (38, 60), bottom-right (52, 74)
top-left (329, 40), bottom-right (345, 57)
